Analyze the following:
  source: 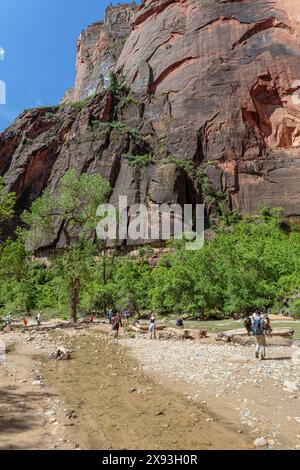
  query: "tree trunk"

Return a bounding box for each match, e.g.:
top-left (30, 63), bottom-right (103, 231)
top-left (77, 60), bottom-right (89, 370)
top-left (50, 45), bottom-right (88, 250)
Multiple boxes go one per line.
top-left (71, 281), bottom-right (79, 323)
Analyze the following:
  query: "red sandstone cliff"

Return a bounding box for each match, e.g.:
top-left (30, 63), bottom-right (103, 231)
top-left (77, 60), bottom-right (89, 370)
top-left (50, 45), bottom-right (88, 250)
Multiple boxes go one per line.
top-left (1, 0), bottom-right (300, 247)
top-left (66, 3), bottom-right (137, 102)
top-left (117, 0), bottom-right (300, 214)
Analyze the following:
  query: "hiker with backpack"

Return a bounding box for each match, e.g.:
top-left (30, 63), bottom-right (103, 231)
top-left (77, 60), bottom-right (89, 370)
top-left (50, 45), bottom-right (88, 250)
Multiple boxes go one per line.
top-left (4, 312), bottom-right (12, 330)
top-left (251, 309), bottom-right (268, 360)
top-left (108, 309), bottom-right (114, 325)
top-left (35, 311), bottom-right (42, 327)
top-left (149, 315), bottom-right (157, 340)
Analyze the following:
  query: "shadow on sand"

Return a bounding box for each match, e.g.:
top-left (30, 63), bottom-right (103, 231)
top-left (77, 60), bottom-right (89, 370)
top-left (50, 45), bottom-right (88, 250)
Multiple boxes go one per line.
top-left (0, 387), bottom-right (53, 450)
top-left (263, 356), bottom-right (291, 361)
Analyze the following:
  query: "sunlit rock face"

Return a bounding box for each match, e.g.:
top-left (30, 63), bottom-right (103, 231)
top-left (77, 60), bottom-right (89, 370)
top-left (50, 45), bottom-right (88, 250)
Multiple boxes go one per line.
top-left (73, 3), bottom-right (138, 102)
top-left (118, 0), bottom-right (300, 214)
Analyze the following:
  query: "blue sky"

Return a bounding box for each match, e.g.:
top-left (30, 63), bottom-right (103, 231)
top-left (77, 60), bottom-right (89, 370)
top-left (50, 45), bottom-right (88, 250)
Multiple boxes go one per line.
top-left (0, 0), bottom-right (137, 131)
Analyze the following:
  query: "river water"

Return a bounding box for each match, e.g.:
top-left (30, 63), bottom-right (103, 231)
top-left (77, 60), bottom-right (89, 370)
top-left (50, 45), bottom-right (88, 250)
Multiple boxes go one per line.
top-left (42, 333), bottom-right (250, 450)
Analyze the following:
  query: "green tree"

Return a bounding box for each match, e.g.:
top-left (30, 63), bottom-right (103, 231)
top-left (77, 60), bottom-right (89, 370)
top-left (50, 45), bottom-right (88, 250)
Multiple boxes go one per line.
top-left (22, 170), bottom-right (111, 322)
top-left (113, 257), bottom-right (152, 317)
top-left (150, 210), bottom-right (300, 317)
top-left (0, 177), bottom-right (15, 225)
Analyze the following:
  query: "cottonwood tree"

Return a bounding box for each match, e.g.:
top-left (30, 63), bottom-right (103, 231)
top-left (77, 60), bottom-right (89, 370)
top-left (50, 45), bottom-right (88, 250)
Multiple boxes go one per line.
top-left (22, 170), bottom-right (111, 322)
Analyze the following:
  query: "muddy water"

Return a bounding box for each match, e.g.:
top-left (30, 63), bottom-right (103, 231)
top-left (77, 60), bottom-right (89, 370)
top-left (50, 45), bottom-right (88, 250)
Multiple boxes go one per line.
top-left (42, 334), bottom-right (250, 450)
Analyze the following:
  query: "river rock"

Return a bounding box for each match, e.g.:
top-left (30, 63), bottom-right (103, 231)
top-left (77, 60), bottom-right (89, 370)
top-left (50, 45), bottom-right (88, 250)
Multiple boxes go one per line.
top-left (283, 380), bottom-right (299, 393)
top-left (253, 437), bottom-right (267, 447)
top-left (45, 409), bottom-right (56, 417)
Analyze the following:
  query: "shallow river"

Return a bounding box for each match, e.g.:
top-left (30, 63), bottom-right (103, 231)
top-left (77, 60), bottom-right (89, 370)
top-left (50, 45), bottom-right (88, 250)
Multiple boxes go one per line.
top-left (42, 333), bottom-right (251, 450)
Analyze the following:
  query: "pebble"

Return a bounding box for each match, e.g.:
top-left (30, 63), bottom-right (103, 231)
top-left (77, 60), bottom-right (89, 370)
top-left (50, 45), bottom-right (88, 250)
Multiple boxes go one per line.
top-left (283, 381), bottom-right (299, 393)
top-left (253, 437), bottom-right (267, 447)
top-left (45, 410), bottom-right (56, 417)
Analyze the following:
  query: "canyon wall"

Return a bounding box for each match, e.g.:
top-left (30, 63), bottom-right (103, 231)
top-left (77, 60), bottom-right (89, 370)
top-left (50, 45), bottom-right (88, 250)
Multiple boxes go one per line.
top-left (1, 0), bottom-right (300, 247)
top-left (71, 3), bottom-right (137, 102)
top-left (117, 0), bottom-right (300, 214)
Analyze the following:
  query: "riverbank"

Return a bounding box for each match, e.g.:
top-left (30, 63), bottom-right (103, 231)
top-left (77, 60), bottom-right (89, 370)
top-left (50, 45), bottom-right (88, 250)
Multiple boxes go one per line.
top-left (121, 337), bottom-right (300, 450)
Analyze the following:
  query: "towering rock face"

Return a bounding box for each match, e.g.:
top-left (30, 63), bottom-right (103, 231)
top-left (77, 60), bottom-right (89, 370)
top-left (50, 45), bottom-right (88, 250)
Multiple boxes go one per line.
top-left (117, 0), bottom-right (300, 215)
top-left (72, 3), bottom-right (137, 102)
top-left (1, 0), bottom-right (300, 248)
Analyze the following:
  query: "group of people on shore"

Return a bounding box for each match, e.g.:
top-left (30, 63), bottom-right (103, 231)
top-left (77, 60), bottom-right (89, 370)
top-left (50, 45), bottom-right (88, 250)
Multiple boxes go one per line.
top-left (3, 307), bottom-right (273, 360)
top-left (107, 309), bottom-right (185, 340)
top-left (3, 312), bottom-right (42, 331)
top-left (108, 307), bottom-right (273, 360)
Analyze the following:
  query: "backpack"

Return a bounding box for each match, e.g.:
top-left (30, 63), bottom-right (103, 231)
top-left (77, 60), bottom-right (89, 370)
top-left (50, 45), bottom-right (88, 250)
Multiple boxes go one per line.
top-left (243, 317), bottom-right (252, 330)
top-left (252, 317), bottom-right (263, 336)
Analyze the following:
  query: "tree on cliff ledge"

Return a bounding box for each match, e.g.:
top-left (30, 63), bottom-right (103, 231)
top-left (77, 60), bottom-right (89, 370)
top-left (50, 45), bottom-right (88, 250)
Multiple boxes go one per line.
top-left (22, 170), bottom-right (111, 323)
top-left (0, 176), bottom-right (15, 226)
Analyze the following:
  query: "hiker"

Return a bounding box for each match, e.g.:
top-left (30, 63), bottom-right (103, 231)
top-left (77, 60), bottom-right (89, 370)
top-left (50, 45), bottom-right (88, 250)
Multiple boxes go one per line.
top-left (149, 315), bottom-right (157, 340)
top-left (112, 312), bottom-right (122, 339)
top-left (243, 315), bottom-right (252, 336)
top-left (22, 316), bottom-right (28, 330)
top-left (36, 312), bottom-right (41, 326)
top-left (251, 309), bottom-right (267, 360)
top-left (108, 309), bottom-right (113, 325)
top-left (263, 313), bottom-right (272, 337)
top-left (89, 312), bottom-right (94, 323)
top-left (176, 317), bottom-right (184, 328)
top-left (123, 308), bottom-right (130, 322)
top-left (4, 312), bottom-right (12, 329)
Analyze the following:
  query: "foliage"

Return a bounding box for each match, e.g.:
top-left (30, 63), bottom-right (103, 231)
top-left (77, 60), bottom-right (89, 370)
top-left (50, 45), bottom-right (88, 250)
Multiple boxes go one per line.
top-left (161, 156), bottom-right (194, 174)
top-left (69, 94), bottom-right (96, 111)
top-left (149, 210), bottom-right (300, 317)
top-left (22, 170), bottom-right (111, 250)
top-left (1, 201), bottom-right (300, 321)
top-left (0, 177), bottom-right (15, 225)
top-left (125, 154), bottom-right (154, 168)
top-left (108, 72), bottom-right (129, 97)
top-left (20, 170), bottom-right (111, 322)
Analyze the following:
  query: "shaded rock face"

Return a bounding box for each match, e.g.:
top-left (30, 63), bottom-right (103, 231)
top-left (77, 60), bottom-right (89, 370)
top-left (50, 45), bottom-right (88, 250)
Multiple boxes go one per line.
top-left (117, 0), bottom-right (300, 214)
top-left (1, 0), bottom-right (300, 248)
top-left (0, 92), bottom-right (195, 247)
top-left (72, 3), bottom-right (138, 102)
